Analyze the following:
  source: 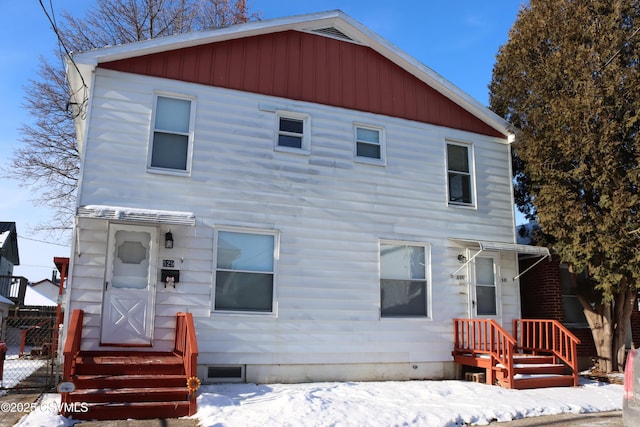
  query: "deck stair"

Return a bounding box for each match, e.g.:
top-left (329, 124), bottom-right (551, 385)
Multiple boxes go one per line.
top-left (61, 310), bottom-right (199, 421)
top-left (64, 351), bottom-right (192, 420)
top-left (453, 318), bottom-right (580, 389)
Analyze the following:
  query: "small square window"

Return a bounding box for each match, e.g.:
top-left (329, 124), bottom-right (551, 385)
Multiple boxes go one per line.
top-left (447, 142), bottom-right (474, 206)
top-left (275, 113), bottom-right (309, 153)
top-left (149, 95), bottom-right (194, 173)
top-left (354, 125), bottom-right (385, 165)
top-left (278, 118), bottom-right (304, 149)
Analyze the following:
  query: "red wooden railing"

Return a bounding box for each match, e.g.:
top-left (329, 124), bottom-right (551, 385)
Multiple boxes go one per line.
top-left (453, 318), bottom-right (516, 388)
top-left (62, 309), bottom-right (84, 381)
top-left (175, 312), bottom-right (199, 415)
top-left (61, 309), bottom-right (84, 407)
top-left (513, 319), bottom-right (581, 386)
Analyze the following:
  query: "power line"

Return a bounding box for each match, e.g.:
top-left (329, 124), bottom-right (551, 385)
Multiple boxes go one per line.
top-left (17, 235), bottom-right (70, 248)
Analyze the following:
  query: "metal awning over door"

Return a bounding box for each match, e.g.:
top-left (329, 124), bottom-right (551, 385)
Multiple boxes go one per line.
top-left (76, 205), bottom-right (196, 226)
top-left (449, 238), bottom-right (550, 280)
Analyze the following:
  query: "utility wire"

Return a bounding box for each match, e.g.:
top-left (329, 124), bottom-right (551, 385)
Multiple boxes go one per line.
top-left (38, 0), bottom-right (87, 88)
top-left (18, 235), bottom-right (71, 248)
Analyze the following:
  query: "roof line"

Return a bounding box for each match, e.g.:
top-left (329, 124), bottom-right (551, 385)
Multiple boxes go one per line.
top-left (68, 10), bottom-right (513, 139)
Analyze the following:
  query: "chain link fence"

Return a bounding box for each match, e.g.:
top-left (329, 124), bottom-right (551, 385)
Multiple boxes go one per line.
top-left (1, 307), bottom-right (59, 394)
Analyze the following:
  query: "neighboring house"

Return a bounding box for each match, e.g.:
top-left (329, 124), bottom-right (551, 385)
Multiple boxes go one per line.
top-left (29, 279), bottom-right (60, 305)
top-left (63, 10), bottom-right (553, 392)
top-left (516, 222), bottom-right (638, 370)
top-left (0, 222), bottom-right (19, 276)
top-left (25, 280), bottom-right (58, 307)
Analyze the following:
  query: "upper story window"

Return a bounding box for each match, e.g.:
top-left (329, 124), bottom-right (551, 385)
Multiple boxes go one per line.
top-left (148, 94), bottom-right (195, 174)
top-left (446, 142), bottom-right (474, 206)
top-left (380, 241), bottom-right (430, 317)
top-left (213, 228), bottom-right (278, 314)
top-left (355, 125), bottom-right (385, 165)
top-left (276, 112), bottom-right (310, 153)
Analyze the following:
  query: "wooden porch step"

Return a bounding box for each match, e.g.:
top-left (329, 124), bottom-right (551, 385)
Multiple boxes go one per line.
top-left (509, 374), bottom-right (576, 390)
top-left (66, 401), bottom-right (191, 421)
top-left (64, 351), bottom-right (191, 421)
top-left (496, 362), bottom-right (565, 375)
top-left (75, 352), bottom-right (184, 376)
top-left (513, 354), bottom-right (555, 364)
top-left (67, 386), bottom-right (189, 403)
top-left (73, 373), bottom-right (187, 389)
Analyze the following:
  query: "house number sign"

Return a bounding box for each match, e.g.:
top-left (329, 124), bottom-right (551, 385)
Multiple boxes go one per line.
top-left (162, 259), bottom-right (175, 268)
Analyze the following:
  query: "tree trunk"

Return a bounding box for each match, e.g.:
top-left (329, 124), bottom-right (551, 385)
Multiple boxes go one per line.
top-left (613, 284), bottom-right (636, 371)
top-left (581, 299), bottom-right (613, 372)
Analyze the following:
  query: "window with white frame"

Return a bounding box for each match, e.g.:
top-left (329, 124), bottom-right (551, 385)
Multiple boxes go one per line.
top-left (559, 265), bottom-right (588, 326)
top-left (149, 95), bottom-right (194, 173)
top-left (446, 142), bottom-right (474, 205)
top-left (355, 125), bottom-right (384, 163)
top-left (276, 112), bottom-right (309, 152)
top-left (380, 242), bottom-right (429, 317)
top-left (214, 229), bottom-right (276, 313)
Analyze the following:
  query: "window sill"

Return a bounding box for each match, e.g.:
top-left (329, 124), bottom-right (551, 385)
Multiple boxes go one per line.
top-left (211, 310), bottom-right (277, 318)
top-left (147, 167), bottom-right (191, 177)
top-left (380, 315), bottom-right (432, 321)
top-left (355, 157), bottom-right (386, 167)
top-left (447, 201), bottom-right (476, 210)
top-left (274, 146), bottom-right (311, 156)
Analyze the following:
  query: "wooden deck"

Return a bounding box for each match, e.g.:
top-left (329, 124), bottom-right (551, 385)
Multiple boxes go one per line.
top-left (61, 310), bottom-right (199, 421)
top-left (453, 318), bottom-right (580, 389)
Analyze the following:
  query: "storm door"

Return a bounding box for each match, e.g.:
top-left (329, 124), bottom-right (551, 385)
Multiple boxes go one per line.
top-left (101, 224), bottom-right (157, 345)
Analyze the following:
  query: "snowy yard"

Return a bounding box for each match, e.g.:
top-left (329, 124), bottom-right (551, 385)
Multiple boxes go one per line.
top-left (16, 377), bottom-right (622, 426)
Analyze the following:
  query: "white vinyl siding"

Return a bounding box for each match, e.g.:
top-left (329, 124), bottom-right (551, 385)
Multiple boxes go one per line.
top-left (72, 68), bottom-right (517, 375)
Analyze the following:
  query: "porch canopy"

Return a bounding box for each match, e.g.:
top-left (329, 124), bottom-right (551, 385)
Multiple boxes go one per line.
top-left (76, 205), bottom-right (196, 226)
top-left (449, 238), bottom-right (550, 280)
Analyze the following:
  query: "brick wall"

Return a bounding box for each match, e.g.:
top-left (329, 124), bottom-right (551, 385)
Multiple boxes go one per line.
top-left (518, 254), bottom-right (596, 362)
top-left (519, 254), bottom-right (563, 319)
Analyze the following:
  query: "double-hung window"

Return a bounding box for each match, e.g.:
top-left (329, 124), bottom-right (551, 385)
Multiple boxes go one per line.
top-left (560, 265), bottom-right (588, 326)
top-left (214, 229), bottom-right (277, 313)
top-left (380, 242), bottom-right (429, 317)
top-left (149, 94), bottom-right (195, 173)
top-left (276, 112), bottom-right (310, 153)
top-left (446, 142), bottom-right (474, 205)
top-left (355, 125), bottom-right (385, 164)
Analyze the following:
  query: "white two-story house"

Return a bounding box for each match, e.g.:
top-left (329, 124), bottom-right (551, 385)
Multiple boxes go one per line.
top-left (63, 10), bottom-right (551, 389)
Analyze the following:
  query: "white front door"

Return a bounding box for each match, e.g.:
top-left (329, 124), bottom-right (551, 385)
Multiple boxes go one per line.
top-left (101, 224), bottom-right (158, 346)
top-left (471, 254), bottom-right (499, 318)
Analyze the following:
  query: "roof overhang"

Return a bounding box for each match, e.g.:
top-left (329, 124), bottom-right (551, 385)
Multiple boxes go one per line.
top-left (76, 205), bottom-right (196, 226)
top-left (449, 238), bottom-right (550, 280)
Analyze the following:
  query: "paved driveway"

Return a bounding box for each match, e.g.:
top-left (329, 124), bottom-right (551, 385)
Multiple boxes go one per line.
top-left (492, 411), bottom-right (622, 426)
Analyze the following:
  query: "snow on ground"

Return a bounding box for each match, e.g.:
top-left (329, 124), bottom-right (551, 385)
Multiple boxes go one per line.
top-left (1, 358), bottom-right (47, 390)
top-left (16, 378), bottom-right (622, 427)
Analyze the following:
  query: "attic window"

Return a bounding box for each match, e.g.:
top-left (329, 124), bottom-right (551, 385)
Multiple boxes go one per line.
top-left (311, 27), bottom-right (354, 41)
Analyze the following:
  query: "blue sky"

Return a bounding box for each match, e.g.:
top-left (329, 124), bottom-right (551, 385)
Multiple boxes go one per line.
top-left (0, 0), bottom-right (524, 281)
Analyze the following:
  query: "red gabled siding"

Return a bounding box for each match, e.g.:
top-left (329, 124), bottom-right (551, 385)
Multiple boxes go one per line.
top-left (101, 31), bottom-right (504, 138)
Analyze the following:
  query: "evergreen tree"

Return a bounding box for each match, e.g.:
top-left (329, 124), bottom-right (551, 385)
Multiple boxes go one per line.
top-left (6, 0), bottom-right (258, 233)
top-left (490, 0), bottom-right (640, 372)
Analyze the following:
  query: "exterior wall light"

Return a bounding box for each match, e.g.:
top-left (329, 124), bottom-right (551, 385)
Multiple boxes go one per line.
top-left (165, 231), bottom-right (174, 249)
top-left (457, 254), bottom-right (467, 264)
